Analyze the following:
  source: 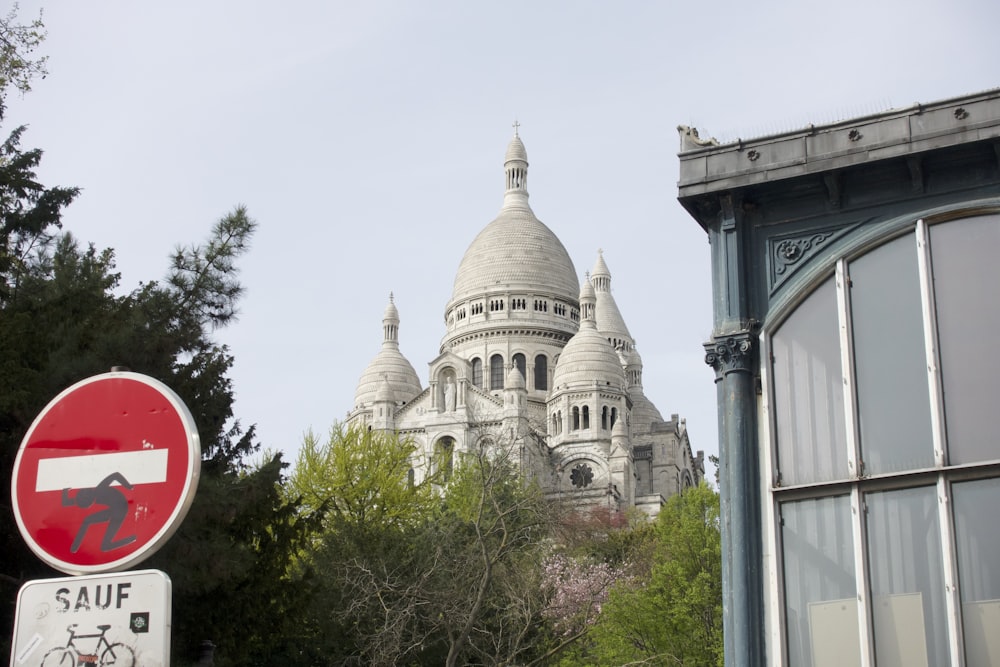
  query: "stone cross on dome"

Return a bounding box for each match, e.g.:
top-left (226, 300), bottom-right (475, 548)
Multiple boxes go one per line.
top-left (512, 119), bottom-right (520, 137)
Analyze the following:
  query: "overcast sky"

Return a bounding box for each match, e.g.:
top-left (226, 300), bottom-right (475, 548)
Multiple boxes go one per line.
top-left (6, 1), bottom-right (999, 468)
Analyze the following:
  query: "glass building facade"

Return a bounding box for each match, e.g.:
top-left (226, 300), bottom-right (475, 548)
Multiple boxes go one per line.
top-left (770, 215), bottom-right (1000, 666)
top-left (679, 91), bottom-right (1000, 666)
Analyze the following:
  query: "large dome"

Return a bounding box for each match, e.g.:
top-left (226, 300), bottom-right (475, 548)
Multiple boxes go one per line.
top-left (448, 134), bottom-right (579, 307)
top-left (450, 209), bottom-right (579, 304)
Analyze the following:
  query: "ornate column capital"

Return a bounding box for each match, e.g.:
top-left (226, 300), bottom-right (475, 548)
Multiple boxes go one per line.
top-left (704, 332), bottom-right (758, 379)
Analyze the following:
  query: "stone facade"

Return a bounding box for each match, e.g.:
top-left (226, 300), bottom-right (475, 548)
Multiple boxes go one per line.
top-left (347, 130), bottom-right (703, 517)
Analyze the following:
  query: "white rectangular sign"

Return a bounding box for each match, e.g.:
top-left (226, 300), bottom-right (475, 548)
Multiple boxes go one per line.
top-left (35, 449), bottom-right (169, 491)
top-left (9, 569), bottom-right (170, 667)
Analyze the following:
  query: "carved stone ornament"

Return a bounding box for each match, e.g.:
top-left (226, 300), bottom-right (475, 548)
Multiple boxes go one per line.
top-left (704, 333), bottom-right (757, 378)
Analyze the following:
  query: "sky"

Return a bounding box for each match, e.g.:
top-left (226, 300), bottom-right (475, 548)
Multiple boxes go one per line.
top-left (6, 0), bottom-right (999, 470)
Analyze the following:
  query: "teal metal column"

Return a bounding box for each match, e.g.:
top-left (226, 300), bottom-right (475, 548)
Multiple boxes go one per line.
top-left (704, 193), bottom-right (764, 667)
top-left (706, 333), bottom-right (762, 667)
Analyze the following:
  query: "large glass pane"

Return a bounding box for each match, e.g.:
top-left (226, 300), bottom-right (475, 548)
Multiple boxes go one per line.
top-left (772, 278), bottom-right (848, 485)
top-left (850, 233), bottom-right (934, 474)
top-left (866, 486), bottom-right (946, 667)
top-left (954, 478), bottom-right (1000, 666)
top-left (931, 214), bottom-right (1000, 464)
top-left (782, 496), bottom-right (859, 667)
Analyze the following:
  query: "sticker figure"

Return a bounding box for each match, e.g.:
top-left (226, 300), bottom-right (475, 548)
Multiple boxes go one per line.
top-left (62, 472), bottom-right (137, 553)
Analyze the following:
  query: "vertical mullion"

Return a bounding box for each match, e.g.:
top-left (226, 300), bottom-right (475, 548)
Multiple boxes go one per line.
top-left (937, 475), bottom-right (965, 666)
top-left (850, 486), bottom-right (874, 666)
top-left (836, 259), bottom-right (861, 478)
top-left (760, 334), bottom-right (787, 666)
top-left (837, 258), bottom-right (872, 665)
top-left (918, 219), bottom-right (965, 665)
top-left (916, 219), bottom-right (948, 467)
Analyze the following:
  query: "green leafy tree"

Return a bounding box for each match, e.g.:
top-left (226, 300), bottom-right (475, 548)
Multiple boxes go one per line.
top-left (287, 424), bottom-right (437, 533)
top-left (582, 483), bottom-right (723, 666)
top-left (285, 425), bottom-right (447, 664)
top-left (285, 424), bottom-right (562, 666)
top-left (0, 202), bottom-right (322, 665)
top-left (0, 10), bottom-right (320, 664)
top-left (433, 443), bottom-right (552, 667)
top-left (0, 3), bottom-right (47, 100)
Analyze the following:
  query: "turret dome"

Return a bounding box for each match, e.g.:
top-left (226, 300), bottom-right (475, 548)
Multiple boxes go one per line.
top-left (552, 280), bottom-right (626, 390)
top-left (507, 365), bottom-right (526, 390)
top-left (354, 295), bottom-right (422, 408)
top-left (505, 134), bottom-right (527, 164)
top-left (590, 250), bottom-right (633, 350)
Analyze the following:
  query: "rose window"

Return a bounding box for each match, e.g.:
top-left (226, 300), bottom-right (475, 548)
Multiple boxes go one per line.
top-left (570, 463), bottom-right (594, 488)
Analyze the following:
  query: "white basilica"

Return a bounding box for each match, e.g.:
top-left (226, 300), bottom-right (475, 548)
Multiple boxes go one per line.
top-left (347, 130), bottom-right (704, 517)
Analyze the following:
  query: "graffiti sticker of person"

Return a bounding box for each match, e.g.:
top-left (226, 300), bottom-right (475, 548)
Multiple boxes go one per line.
top-left (61, 472), bottom-right (137, 553)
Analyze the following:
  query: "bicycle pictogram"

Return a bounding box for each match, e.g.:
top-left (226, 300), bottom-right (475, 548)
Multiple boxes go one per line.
top-left (40, 623), bottom-right (135, 666)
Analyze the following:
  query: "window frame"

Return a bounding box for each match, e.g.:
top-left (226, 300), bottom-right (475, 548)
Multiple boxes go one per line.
top-left (762, 212), bottom-right (1000, 666)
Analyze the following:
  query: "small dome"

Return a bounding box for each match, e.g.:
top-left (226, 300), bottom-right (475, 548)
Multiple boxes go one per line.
top-left (382, 299), bottom-right (399, 322)
top-left (591, 252), bottom-right (610, 280)
top-left (354, 349), bottom-right (422, 408)
top-left (354, 296), bottom-right (422, 408)
top-left (552, 281), bottom-right (624, 390)
top-left (507, 365), bottom-right (526, 390)
top-left (552, 326), bottom-right (626, 389)
top-left (505, 134), bottom-right (527, 164)
top-left (590, 252), bottom-right (632, 346)
top-left (612, 414), bottom-right (629, 438)
top-left (630, 388), bottom-right (664, 434)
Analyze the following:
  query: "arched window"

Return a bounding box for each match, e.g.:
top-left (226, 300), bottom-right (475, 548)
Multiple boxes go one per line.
top-left (490, 354), bottom-right (504, 390)
top-left (471, 358), bottom-right (483, 389)
top-left (513, 353), bottom-right (526, 382)
top-left (582, 405), bottom-right (590, 429)
top-left (572, 406), bottom-right (580, 430)
top-left (534, 355), bottom-right (548, 391)
top-left (611, 407), bottom-right (618, 427)
top-left (601, 406), bottom-right (609, 430)
top-left (768, 215), bottom-right (1000, 665)
top-left (434, 437), bottom-right (454, 482)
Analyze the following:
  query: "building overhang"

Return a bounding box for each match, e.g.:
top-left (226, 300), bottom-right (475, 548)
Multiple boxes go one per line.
top-left (678, 89), bottom-right (1000, 230)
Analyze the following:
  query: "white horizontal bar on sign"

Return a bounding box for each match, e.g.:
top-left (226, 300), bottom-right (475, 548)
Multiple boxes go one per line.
top-left (35, 449), bottom-right (170, 492)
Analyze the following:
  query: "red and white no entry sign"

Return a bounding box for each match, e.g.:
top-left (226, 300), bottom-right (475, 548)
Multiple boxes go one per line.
top-left (11, 371), bottom-right (200, 574)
